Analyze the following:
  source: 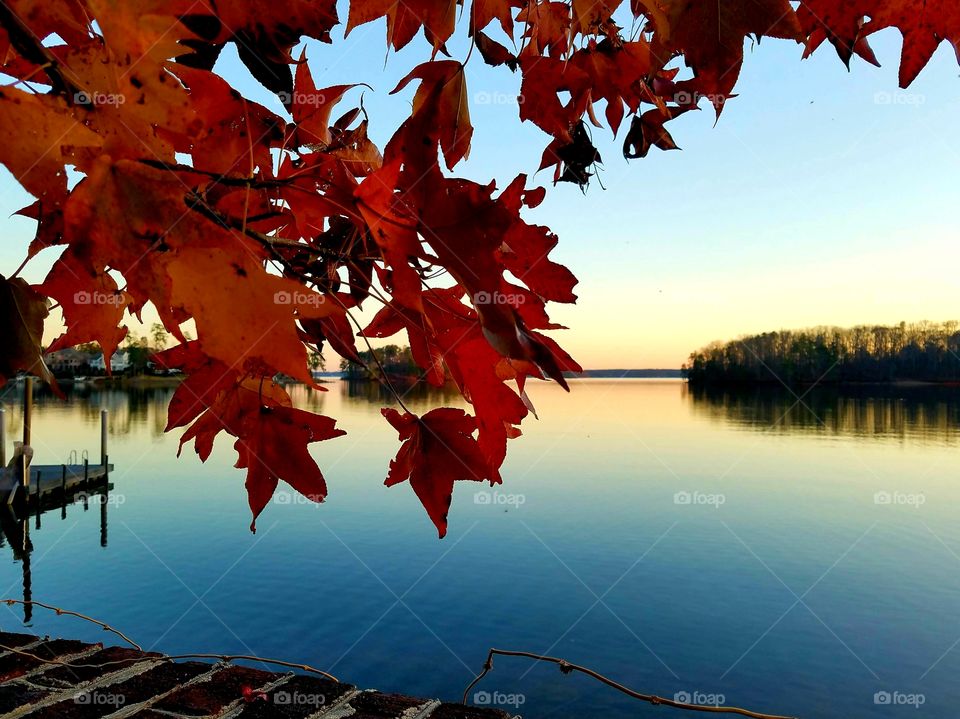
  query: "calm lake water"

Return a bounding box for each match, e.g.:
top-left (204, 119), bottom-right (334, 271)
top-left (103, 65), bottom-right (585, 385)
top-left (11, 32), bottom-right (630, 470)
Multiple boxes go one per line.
top-left (1, 379), bottom-right (959, 718)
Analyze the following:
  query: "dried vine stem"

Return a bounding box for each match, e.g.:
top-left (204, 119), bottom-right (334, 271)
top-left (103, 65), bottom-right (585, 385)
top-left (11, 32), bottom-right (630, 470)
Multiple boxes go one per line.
top-left (3, 599), bottom-right (142, 651)
top-left (0, 599), bottom-right (339, 683)
top-left (462, 649), bottom-right (798, 719)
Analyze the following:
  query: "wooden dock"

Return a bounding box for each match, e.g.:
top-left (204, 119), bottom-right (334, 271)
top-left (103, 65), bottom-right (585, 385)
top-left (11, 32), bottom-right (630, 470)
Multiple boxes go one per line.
top-left (1, 377), bottom-right (115, 509)
top-left (1, 464), bottom-right (113, 503)
top-left (0, 631), bottom-right (514, 719)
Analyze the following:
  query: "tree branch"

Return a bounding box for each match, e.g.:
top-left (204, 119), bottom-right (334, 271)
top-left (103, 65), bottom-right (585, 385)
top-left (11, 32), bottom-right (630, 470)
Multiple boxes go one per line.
top-left (462, 648), bottom-right (797, 719)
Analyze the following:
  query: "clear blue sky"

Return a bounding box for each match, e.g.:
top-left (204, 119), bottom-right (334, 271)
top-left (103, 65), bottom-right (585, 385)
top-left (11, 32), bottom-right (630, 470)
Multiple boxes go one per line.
top-left (1, 19), bottom-right (957, 368)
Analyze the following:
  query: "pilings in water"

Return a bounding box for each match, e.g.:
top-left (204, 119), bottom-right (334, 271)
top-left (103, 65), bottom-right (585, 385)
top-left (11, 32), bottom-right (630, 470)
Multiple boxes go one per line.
top-left (20, 376), bottom-right (32, 493)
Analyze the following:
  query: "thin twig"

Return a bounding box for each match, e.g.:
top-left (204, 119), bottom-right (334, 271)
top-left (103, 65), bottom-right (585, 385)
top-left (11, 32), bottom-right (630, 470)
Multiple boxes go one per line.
top-left (462, 648), bottom-right (798, 719)
top-left (2, 599), bottom-right (142, 650)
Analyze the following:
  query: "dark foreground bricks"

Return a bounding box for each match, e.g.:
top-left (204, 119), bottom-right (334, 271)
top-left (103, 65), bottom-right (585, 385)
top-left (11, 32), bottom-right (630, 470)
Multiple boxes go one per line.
top-left (0, 632), bottom-right (514, 718)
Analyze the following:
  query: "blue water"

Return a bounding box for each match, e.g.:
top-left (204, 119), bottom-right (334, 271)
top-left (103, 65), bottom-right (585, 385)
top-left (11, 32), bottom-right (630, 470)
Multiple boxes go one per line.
top-left (1, 379), bottom-right (959, 718)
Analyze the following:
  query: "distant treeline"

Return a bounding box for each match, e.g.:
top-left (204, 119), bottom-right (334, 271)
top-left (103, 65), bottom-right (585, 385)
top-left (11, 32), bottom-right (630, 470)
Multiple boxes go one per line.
top-left (684, 321), bottom-right (960, 385)
top-left (341, 344), bottom-right (420, 381)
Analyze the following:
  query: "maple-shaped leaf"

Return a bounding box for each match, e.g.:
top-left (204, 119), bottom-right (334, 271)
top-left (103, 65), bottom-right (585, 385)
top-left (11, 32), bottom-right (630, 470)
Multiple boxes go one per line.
top-left (347, 0), bottom-right (456, 50)
top-left (38, 249), bottom-right (131, 368)
top-left (441, 336), bottom-right (529, 481)
top-left (177, 376), bottom-right (292, 462)
top-left (797, 0), bottom-right (960, 87)
top-left (354, 159), bottom-right (427, 313)
top-left (166, 247), bottom-right (338, 384)
top-left (570, 39), bottom-right (654, 134)
top-left (153, 341), bottom-right (239, 431)
top-left (572, 0), bottom-right (624, 35)
top-left (471, 0), bottom-right (520, 36)
top-left (623, 106), bottom-right (691, 158)
top-left (300, 305), bottom-right (363, 364)
top-left (235, 406), bottom-right (346, 531)
top-left (653, 0), bottom-right (803, 114)
top-left (475, 31), bottom-right (518, 69)
top-left (0, 87), bottom-right (100, 209)
top-left (0, 274), bottom-right (55, 387)
top-left (291, 53), bottom-right (359, 147)
top-left (518, 57), bottom-right (591, 142)
top-left (16, 200), bottom-right (65, 259)
top-left (795, 3), bottom-right (879, 70)
top-left (173, 0), bottom-right (339, 101)
top-left (390, 61), bottom-right (473, 170)
top-left (172, 65), bottom-right (284, 177)
top-left (517, 1), bottom-right (572, 58)
top-left (383, 407), bottom-right (491, 537)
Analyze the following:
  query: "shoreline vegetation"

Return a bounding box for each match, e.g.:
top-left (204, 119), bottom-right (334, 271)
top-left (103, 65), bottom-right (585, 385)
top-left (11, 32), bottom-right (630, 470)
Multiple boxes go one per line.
top-left (683, 321), bottom-right (960, 387)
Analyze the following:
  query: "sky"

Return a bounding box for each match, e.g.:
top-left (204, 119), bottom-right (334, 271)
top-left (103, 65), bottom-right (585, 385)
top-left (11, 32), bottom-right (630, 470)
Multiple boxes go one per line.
top-left (1, 18), bottom-right (958, 369)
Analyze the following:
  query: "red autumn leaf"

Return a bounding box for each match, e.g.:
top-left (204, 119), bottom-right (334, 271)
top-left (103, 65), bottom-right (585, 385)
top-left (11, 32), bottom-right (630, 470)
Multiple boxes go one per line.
top-left (165, 247), bottom-right (338, 385)
top-left (382, 407), bottom-right (491, 537)
top-left (651, 0), bottom-right (803, 115)
top-left (290, 52), bottom-right (359, 147)
top-left (389, 60), bottom-right (473, 170)
top-left (797, 0), bottom-right (960, 87)
top-left (471, 0), bottom-right (520, 36)
top-left (236, 406), bottom-right (346, 531)
top-left (623, 106), bottom-right (691, 159)
top-left (475, 31), bottom-right (518, 69)
top-left (347, 0), bottom-right (457, 50)
top-left (38, 249), bottom-right (131, 370)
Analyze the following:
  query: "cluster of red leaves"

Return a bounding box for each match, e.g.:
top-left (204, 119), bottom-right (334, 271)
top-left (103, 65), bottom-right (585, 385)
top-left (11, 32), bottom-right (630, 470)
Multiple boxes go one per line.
top-left (0, 0), bottom-right (955, 536)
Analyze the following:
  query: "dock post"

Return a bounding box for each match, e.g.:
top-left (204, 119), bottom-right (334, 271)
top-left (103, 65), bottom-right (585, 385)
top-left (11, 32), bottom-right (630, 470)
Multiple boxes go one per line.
top-left (0, 407), bottom-right (6, 467)
top-left (100, 409), bottom-right (108, 467)
top-left (61, 465), bottom-right (67, 520)
top-left (34, 471), bottom-right (40, 529)
top-left (100, 477), bottom-right (107, 547)
top-left (22, 377), bottom-right (32, 447)
top-left (83, 458), bottom-right (89, 485)
top-left (21, 377), bottom-right (33, 493)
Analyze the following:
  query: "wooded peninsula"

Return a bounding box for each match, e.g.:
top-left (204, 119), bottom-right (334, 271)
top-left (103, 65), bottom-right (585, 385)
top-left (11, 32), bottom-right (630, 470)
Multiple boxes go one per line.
top-left (683, 321), bottom-right (960, 386)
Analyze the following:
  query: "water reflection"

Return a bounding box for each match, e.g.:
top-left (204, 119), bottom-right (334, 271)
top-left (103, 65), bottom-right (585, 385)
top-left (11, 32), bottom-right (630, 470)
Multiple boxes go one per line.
top-left (0, 483), bottom-right (115, 624)
top-left (0, 383), bottom-right (176, 439)
top-left (339, 378), bottom-right (465, 408)
top-left (686, 383), bottom-right (960, 442)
